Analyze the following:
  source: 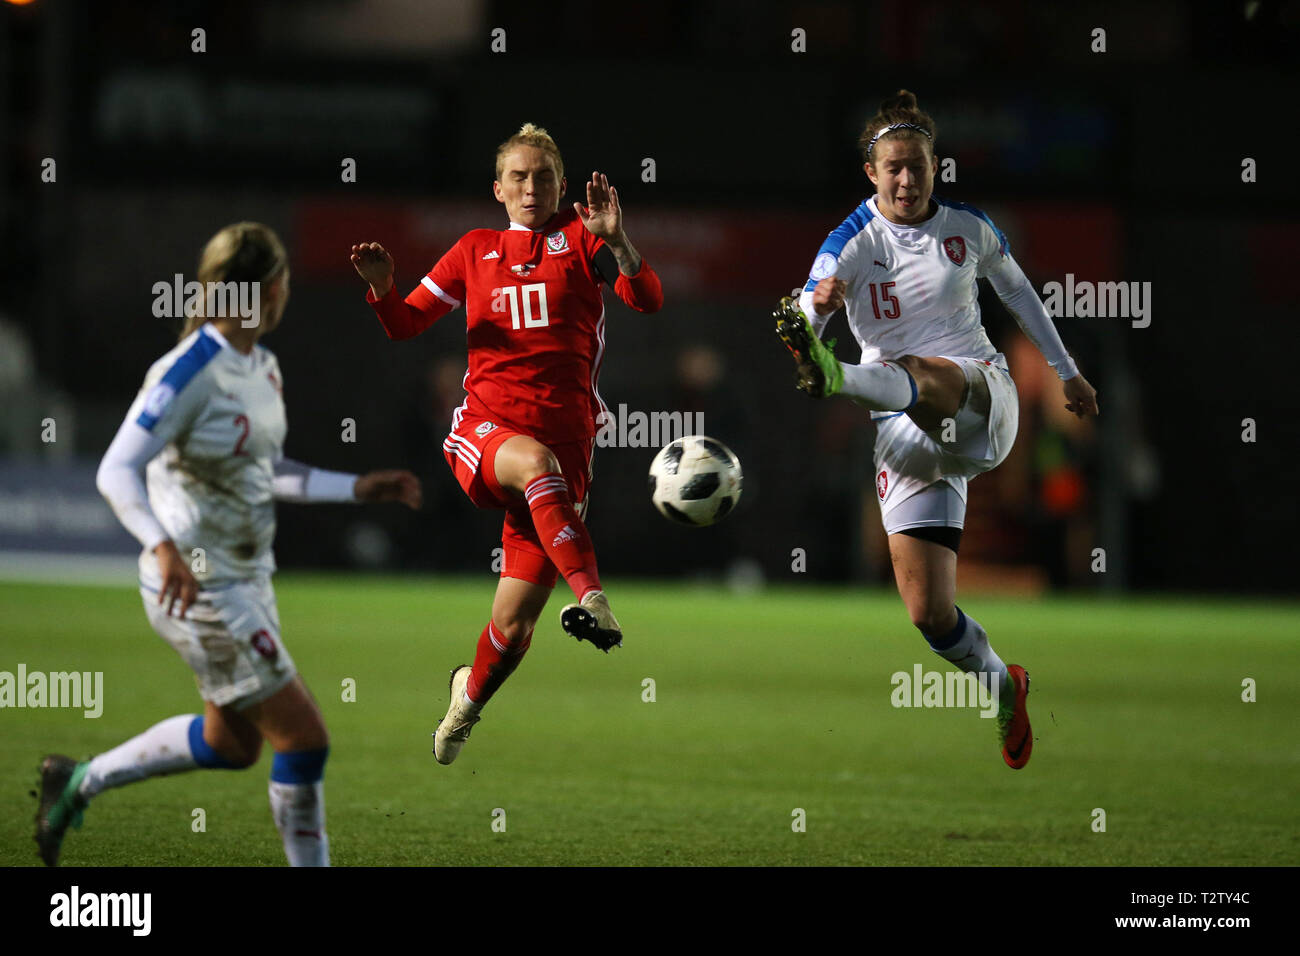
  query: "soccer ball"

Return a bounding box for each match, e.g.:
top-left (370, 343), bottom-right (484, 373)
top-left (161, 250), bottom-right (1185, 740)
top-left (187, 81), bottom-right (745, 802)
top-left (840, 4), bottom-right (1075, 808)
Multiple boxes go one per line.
top-left (647, 435), bottom-right (742, 527)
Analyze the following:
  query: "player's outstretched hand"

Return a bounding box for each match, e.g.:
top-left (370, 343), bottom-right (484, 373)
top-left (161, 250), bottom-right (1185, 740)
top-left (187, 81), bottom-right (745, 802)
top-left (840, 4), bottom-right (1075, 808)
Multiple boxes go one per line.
top-left (1063, 373), bottom-right (1099, 418)
top-left (575, 172), bottom-right (623, 241)
top-left (350, 242), bottom-right (395, 297)
top-left (355, 469), bottom-right (423, 510)
top-left (811, 277), bottom-right (847, 316)
top-left (153, 540), bottom-right (198, 618)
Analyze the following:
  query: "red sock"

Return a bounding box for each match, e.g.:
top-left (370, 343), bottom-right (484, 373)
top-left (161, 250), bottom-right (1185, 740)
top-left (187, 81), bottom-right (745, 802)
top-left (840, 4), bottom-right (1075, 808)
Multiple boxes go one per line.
top-left (466, 619), bottom-right (531, 706)
top-left (523, 473), bottom-right (602, 601)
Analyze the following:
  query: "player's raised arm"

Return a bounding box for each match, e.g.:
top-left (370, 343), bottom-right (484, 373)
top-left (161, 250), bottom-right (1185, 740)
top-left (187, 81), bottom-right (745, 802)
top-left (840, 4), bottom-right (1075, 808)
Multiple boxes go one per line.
top-left (576, 172), bottom-right (639, 272)
top-left (576, 171), bottom-right (663, 313)
top-left (351, 241), bottom-right (395, 298)
top-left (985, 255), bottom-right (1099, 418)
top-left (351, 241), bottom-right (459, 340)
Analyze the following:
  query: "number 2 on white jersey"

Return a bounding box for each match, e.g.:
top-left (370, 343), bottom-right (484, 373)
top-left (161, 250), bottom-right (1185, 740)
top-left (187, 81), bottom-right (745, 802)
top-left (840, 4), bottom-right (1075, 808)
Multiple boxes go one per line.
top-left (233, 414), bottom-right (250, 456)
top-left (501, 283), bottom-right (549, 329)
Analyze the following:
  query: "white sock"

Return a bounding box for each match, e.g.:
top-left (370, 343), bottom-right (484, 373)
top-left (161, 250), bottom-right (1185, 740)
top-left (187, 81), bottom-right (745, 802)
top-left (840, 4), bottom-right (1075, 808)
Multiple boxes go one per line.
top-left (79, 714), bottom-right (202, 798)
top-left (840, 360), bottom-right (916, 410)
top-left (269, 780), bottom-right (329, 866)
top-left (927, 608), bottom-right (1009, 693)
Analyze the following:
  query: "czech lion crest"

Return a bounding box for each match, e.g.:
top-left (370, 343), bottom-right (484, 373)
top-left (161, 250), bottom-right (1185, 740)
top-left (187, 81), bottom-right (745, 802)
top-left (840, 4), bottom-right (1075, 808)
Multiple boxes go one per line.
top-left (942, 236), bottom-right (966, 265)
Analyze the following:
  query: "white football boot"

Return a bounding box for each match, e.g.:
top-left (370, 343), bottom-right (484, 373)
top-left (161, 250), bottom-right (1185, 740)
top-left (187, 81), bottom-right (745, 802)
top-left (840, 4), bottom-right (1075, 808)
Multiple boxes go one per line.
top-left (433, 665), bottom-right (481, 765)
top-left (560, 589), bottom-right (623, 652)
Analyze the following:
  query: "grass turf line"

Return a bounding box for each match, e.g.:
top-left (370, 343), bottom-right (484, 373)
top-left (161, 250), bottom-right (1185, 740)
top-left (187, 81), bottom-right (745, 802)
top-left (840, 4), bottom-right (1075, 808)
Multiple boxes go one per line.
top-left (2, 576), bottom-right (1296, 866)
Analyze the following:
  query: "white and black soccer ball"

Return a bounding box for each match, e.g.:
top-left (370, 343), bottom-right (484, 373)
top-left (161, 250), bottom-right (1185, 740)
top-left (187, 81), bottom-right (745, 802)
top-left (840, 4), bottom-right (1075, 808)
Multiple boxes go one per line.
top-left (647, 435), bottom-right (742, 527)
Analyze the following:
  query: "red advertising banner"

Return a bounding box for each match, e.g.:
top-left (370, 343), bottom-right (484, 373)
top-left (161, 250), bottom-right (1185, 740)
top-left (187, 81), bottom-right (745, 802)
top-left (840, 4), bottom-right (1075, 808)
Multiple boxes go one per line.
top-left (294, 198), bottom-right (1118, 300)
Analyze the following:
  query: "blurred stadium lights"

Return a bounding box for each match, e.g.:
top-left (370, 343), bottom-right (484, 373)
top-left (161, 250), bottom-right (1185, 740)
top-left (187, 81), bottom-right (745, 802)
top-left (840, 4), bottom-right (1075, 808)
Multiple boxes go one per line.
top-left (263, 0), bottom-right (483, 54)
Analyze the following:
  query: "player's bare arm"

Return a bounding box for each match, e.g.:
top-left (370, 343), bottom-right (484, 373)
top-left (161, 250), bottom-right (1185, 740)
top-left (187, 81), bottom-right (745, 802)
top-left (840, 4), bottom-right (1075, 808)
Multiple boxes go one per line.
top-left (575, 172), bottom-right (643, 275)
top-left (351, 242), bottom-right (395, 297)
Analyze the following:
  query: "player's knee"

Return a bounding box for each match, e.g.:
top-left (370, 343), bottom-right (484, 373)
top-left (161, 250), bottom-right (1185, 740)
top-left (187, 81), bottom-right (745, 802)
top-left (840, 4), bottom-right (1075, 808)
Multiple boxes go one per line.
top-left (311, 722), bottom-right (330, 750)
top-left (207, 723), bottom-right (263, 768)
top-left (264, 710), bottom-right (329, 754)
top-left (493, 615), bottom-right (536, 647)
top-left (895, 354), bottom-right (932, 396)
top-left (294, 721), bottom-right (330, 753)
top-left (518, 444), bottom-right (561, 482)
top-left (219, 739), bottom-right (262, 769)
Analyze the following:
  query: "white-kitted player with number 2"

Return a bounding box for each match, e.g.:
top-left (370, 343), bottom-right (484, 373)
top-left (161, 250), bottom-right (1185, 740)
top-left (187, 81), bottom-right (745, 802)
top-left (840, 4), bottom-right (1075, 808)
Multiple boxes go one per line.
top-left (34, 221), bottom-right (421, 867)
top-left (775, 90), bottom-right (1098, 771)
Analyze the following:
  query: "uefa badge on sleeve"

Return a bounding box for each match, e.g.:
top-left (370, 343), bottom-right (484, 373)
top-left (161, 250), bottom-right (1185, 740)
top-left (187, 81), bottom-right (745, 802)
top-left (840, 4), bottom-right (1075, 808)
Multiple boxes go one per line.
top-left (810, 252), bottom-right (837, 280)
top-left (545, 231), bottom-right (570, 255)
top-left (143, 382), bottom-right (176, 419)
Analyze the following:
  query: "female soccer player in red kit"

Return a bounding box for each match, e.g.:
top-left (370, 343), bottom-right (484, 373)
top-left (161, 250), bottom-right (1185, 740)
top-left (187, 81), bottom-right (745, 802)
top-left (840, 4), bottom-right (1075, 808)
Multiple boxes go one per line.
top-left (351, 124), bottom-right (663, 764)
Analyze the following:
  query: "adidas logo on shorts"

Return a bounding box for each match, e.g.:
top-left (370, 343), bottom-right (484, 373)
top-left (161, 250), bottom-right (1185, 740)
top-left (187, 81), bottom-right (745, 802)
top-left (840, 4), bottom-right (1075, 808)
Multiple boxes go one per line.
top-left (552, 525), bottom-right (578, 547)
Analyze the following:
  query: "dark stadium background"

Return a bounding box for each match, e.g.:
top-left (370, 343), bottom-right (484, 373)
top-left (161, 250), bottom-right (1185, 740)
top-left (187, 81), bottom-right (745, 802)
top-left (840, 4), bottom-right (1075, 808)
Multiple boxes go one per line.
top-left (2, 0), bottom-right (1297, 593)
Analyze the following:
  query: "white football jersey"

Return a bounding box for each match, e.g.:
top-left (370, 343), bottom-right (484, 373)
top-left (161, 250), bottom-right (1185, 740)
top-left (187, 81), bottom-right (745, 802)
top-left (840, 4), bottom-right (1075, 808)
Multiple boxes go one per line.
top-left (801, 195), bottom-right (1013, 367)
top-left (125, 324), bottom-right (288, 586)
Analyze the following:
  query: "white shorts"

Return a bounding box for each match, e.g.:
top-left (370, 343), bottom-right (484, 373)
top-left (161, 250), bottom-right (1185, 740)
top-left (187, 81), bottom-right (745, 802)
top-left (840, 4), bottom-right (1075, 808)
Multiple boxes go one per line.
top-left (142, 576), bottom-right (296, 709)
top-left (871, 356), bottom-right (1019, 535)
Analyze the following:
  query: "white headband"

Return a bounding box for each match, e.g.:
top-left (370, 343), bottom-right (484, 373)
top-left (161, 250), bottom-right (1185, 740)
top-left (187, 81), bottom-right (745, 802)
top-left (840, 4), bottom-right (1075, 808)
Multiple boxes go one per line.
top-left (866, 123), bottom-right (932, 156)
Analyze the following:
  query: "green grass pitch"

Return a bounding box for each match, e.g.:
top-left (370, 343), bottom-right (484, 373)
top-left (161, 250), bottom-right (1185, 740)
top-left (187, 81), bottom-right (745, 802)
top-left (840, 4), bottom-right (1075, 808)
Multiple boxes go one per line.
top-left (2, 575), bottom-right (1297, 866)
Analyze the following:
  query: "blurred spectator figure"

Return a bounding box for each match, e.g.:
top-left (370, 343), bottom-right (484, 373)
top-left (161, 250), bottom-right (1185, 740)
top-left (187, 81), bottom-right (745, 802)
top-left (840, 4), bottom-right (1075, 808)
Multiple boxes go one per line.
top-left (1007, 333), bottom-right (1097, 586)
top-left (672, 345), bottom-right (725, 418)
top-left (811, 389), bottom-right (877, 582)
top-left (0, 316), bottom-right (74, 461)
top-left (412, 353), bottom-right (471, 469)
top-left (398, 353), bottom-right (473, 569)
top-left (671, 342), bottom-right (754, 466)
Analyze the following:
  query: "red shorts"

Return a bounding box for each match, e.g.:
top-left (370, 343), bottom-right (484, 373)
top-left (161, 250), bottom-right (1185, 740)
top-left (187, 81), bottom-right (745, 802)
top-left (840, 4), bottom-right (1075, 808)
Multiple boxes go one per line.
top-left (443, 407), bottom-right (593, 589)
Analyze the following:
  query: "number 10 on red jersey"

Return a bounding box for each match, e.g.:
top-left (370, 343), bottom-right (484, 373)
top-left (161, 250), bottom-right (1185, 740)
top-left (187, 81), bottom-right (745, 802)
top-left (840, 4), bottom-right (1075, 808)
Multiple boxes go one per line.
top-left (493, 283), bottom-right (550, 329)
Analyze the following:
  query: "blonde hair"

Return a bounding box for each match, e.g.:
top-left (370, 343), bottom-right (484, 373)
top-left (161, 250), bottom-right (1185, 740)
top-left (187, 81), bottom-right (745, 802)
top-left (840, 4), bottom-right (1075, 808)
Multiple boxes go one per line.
top-left (494, 122), bottom-right (564, 182)
top-left (180, 222), bottom-right (288, 340)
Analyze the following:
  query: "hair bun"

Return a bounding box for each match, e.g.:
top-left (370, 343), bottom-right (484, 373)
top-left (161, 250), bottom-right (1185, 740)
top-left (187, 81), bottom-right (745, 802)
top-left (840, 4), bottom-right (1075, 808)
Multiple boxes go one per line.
top-left (226, 231), bottom-right (278, 283)
top-left (882, 89), bottom-right (919, 112)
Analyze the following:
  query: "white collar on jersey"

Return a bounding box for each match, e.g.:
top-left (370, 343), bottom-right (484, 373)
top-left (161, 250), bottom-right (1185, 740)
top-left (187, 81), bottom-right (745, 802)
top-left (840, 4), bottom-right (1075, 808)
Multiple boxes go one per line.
top-left (507, 211), bottom-right (565, 233)
top-left (869, 195), bottom-right (939, 232)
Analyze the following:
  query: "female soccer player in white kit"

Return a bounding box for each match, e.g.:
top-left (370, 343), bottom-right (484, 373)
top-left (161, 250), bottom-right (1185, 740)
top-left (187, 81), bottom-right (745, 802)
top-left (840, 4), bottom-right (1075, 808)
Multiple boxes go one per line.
top-left (34, 222), bottom-right (421, 865)
top-left (776, 91), bottom-right (1098, 769)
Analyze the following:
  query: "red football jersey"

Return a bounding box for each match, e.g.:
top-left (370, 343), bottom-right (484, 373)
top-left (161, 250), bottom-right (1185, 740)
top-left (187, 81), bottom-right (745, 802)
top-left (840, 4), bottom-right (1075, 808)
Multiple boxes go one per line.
top-left (368, 208), bottom-right (663, 443)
